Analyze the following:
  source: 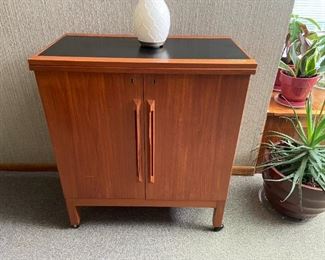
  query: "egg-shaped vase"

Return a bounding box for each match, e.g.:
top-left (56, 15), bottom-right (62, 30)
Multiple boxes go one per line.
top-left (134, 0), bottom-right (171, 48)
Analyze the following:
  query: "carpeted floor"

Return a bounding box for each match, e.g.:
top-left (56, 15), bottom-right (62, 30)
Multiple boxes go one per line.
top-left (0, 172), bottom-right (324, 260)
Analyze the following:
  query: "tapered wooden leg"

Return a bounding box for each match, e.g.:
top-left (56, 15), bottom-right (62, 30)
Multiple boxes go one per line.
top-left (66, 200), bottom-right (80, 228)
top-left (213, 201), bottom-right (225, 231)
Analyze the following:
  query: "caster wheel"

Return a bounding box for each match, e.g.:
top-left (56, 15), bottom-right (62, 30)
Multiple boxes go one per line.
top-left (71, 224), bottom-right (80, 229)
top-left (213, 224), bottom-right (224, 232)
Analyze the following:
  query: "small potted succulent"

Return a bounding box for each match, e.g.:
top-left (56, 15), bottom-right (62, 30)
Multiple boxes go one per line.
top-left (260, 98), bottom-right (325, 219)
top-left (274, 15), bottom-right (321, 92)
top-left (276, 35), bottom-right (325, 108)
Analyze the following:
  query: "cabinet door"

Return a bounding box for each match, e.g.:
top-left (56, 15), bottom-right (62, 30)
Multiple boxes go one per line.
top-left (144, 74), bottom-right (250, 201)
top-left (36, 72), bottom-right (145, 199)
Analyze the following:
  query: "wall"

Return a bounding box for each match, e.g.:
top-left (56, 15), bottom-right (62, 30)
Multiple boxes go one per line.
top-left (0, 0), bottom-right (294, 166)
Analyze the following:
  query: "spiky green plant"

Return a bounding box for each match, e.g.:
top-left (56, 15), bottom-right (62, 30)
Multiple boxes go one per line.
top-left (260, 98), bottom-right (325, 201)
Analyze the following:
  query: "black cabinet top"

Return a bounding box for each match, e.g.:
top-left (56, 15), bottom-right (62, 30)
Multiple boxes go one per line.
top-left (40, 35), bottom-right (249, 60)
top-left (29, 34), bottom-right (257, 75)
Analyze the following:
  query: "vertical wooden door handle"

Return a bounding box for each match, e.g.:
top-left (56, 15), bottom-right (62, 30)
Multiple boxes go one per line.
top-left (147, 100), bottom-right (155, 183)
top-left (134, 99), bottom-right (142, 182)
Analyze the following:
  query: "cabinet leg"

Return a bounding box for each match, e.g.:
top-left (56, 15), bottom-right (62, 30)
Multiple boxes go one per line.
top-left (66, 200), bottom-right (80, 228)
top-left (212, 201), bottom-right (225, 232)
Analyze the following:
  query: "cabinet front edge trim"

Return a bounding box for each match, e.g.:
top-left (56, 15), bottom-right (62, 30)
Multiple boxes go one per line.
top-left (73, 199), bottom-right (219, 208)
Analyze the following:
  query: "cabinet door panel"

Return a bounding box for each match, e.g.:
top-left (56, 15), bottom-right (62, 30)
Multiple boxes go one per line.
top-left (36, 72), bottom-right (145, 199)
top-left (144, 75), bottom-right (250, 201)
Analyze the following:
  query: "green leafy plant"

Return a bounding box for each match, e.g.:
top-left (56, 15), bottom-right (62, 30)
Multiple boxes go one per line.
top-left (282, 14), bottom-right (322, 64)
top-left (289, 14), bottom-right (321, 43)
top-left (279, 35), bottom-right (325, 78)
top-left (260, 98), bottom-right (325, 201)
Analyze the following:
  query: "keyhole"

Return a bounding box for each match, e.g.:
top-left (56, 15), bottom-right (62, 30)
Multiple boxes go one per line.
top-left (153, 79), bottom-right (156, 85)
top-left (130, 78), bottom-right (134, 84)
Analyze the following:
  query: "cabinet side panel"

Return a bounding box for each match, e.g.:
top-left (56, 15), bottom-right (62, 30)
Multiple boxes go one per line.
top-left (35, 71), bottom-right (77, 199)
top-left (144, 74), bottom-right (250, 201)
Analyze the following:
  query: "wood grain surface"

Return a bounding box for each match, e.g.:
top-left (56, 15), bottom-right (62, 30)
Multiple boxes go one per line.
top-left (144, 74), bottom-right (251, 201)
top-left (268, 88), bottom-right (325, 116)
top-left (36, 71), bottom-right (146, 199)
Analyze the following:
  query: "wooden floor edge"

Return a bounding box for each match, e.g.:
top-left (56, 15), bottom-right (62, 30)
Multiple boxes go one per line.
top-left (0, 164), bottom-right (256, 176)
top-left (231, 166), bottom-right (255, 176)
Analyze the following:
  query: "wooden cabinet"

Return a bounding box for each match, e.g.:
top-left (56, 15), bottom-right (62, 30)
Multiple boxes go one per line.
top-left (29, 34), bottom-right (257, 230)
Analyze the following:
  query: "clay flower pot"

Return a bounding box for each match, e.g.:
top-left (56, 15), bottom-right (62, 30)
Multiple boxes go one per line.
top-left (263, 166), bottom-right (325, 219)
top-left (280, 70), bottom-right (320, 104)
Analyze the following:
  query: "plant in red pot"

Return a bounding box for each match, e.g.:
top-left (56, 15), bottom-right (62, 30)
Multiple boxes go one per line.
top-left (276, 35), bottom-right (325, 108)
top-left (259, 98), bottom-right (325, 220)
top-left (274, 15), bottom-right (321, 92)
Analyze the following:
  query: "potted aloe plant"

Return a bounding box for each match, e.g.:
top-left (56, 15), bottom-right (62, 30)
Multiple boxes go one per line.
top-left (277, 35), bottom-right (325, 108)
top-left (260, 98), bottom-right (325, 219)
top-left (274, 15), bottom-right (321, 92)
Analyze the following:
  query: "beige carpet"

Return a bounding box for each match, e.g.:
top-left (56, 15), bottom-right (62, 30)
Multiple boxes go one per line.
top-left (0, 171), bottom-right (324, 260)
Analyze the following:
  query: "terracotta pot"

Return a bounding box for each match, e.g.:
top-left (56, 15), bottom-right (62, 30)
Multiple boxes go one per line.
top-left (273, 69), bottom-right (282, 92)
top-left (262, 166), bottom-right (325, 219)
top-left (280, 70), bottom-right (320, 102)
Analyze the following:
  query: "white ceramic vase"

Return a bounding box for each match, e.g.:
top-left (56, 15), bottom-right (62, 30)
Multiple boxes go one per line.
top-left (134, 0), bottom-right (171, 48)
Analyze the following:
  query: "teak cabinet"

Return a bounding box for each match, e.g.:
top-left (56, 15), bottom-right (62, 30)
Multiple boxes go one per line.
top-left (29, 34), bottom-right (257, 230)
